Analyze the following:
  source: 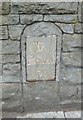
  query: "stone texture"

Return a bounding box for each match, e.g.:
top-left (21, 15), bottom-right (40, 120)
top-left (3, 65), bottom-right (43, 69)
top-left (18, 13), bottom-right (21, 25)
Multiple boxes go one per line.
top-left (65, 111), bottom-right (81, 118)
top-left (75, 23), bottom-right (83, 33)
top-left (20, 14), bottom-right (43, 25)
top-left (23, 81), bottom-right (59, 112)
top-left (2, 40), bottom-right (20, 55)
top-left (55, 23), bottom-right (74, 33)
top-left (62, 52), bottom-right (81, 67)
top-left (0, 15), bottom-right (19, 25)
top-left (11, 2), bottom-right (78, 14)
top-left (0, 26), bottom-right (8, 40)
top-left (1, 2), bottom-right (9, 15)
top-left (60, 66), bottom-right (81, 84)
top-left (9, 25), bottom-right (25, 40)
top-left (44, 15), bottom-right (77, 23)
top-left (62, 34), bottom-right (81, 52)
top-left (2, 54), bottom-right (20, 64)
top-left (2, 83), bottom-right (23, 112)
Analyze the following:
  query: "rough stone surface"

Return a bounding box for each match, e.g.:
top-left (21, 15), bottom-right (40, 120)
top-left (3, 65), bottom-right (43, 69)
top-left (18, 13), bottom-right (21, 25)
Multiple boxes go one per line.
top-left (20, 14), bottom-right (43, 24)
top-left (1, 2), bottom-right (9, 15)
top-left (65, 111), bottom-right (81, 118)
top-left (60, 66), bottom-right (81, 84)
top-left (44, 15), bottom-right (77, 23)
top-left (11, 2), bottom-right (78, 14)
top-left (9, 25), bottom-right (25, 40)
top-left (2, 83), bottom-right (23, 112)
top-left (62, 34), bottom-right (81, 52)
top-left (55, 23), bottom-right (74, 33)
top-left (2, 40), bottom-right (20, 55)
top-left (23, 81), bottom-right (59, 112)
top-left (0, 15), bottom-right (19, 25)
top-left (62, 52), bottom-right (81, 67)
top-left (75, 23), bottom-right (83, 33)
top-left (0, 26), bottom-right (8, 40)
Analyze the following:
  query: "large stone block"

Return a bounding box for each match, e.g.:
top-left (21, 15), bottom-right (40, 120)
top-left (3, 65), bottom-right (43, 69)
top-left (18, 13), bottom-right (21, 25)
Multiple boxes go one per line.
top-left (23, 81), bottom-right (59, 112)
top-left (55, 23), bottom-right (74, 33)
top-left (20, 14), bottom-right (43, 25)
top-left (62, 52), bottom-right (81, 67)
top-left (11, 2), bottom-right (78, 14)
top-left (0, 15), bottom-right (19, 25)
top-left (2, 40), bottom-right (20, 55)
top-left (75, 23), bottom-right (83, 33)
top-left (2, 83), bottom-right (23, 112)
top-left (44, 15), bottom-right (77, 23)
top-left (0, 26), bottom-right (8, 40)
top-left (62, 34), bottom-right (81, 52)
top-left (9, 25), bottom-right (25, 40)
top-left (60, 66), bottom-right (81, 84)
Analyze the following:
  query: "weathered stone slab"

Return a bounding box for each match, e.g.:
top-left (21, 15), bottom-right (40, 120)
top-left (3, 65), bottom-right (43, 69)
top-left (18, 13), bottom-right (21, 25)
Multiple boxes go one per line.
top-left (11, 2), bottom-right (78, 14)
top-left (60, 66), bottom-right (81, 84)
top-left (0, 2), bottom-right (9, 15)
top-left (55, 23), bottom-right (74, 33)
top-left (2, 83), bottom-right (23, 112)
top-left (9, 25), bottom-right (25, 40)
top-left (65, 111), bottom-right (81, 118)
top-left (2, 40), bottom-right (20, 55)
top-left (0, 15), bottom-right (19, 25)
top-left (23, 81), bottom-right (59, 112)
top-left (62, 34), bottom-right (81, 52)
top-left (20, 14), bottom-right (43, 25)
top-left (44, 15), bottom-right (77, 23)
top-left (62, 52), bottom-right (81, 67)
top-left (2, 54), bottom-right (20, 64)
top-left (75, 23), bottom-right (83, 33)
top-left (26, 36), bottom-right (56, 81)
top-left (0, 26), bottom-right (8, 40)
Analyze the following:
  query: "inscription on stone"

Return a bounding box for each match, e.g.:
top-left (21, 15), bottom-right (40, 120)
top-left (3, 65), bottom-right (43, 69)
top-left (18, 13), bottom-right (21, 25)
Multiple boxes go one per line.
top-left (26, 36), bottom-right (56, 81)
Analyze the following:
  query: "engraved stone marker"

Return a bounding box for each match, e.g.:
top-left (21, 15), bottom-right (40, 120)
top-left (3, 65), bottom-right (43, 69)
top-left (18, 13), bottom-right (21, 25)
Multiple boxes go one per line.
top-left (26, 36), bottom-right (56, 81)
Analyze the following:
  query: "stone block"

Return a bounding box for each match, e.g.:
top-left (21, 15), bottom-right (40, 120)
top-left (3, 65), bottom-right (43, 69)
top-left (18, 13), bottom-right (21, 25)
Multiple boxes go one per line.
top-left (23, 81), bottom-right (59, 112)
top-left (75, 23), bottom-right (83, 33)
top-left (9, 25), bottom-right (25, 40)
top-left (65, 111), bottom-right (81, 118)
top-left (2, 40), bottom-right (20, 55)
top-left (55, 23), bottom-right (74, 33)
top-left (0, 26), bottom-right (8, 40)
top-left (62, 34), bottom-right (81, 52)
top-left (20, 14), bottom-right (43, 24)
top-left (2, 83), bottom-right (23, 112)
top-left (62, 52), bottom-right (81, 67)
top-left (0, 15), bottom-right (19, 25)
top-left (2, 54), bottom-right (20, 64)
top-left (44, 15), bottom-right (77, 23)
top-left (1, 2), bottom-right (9, 15)
top-left (11, 2), bottom-right (78, 14)
top-left (60, 66), bottom-right (81, 84)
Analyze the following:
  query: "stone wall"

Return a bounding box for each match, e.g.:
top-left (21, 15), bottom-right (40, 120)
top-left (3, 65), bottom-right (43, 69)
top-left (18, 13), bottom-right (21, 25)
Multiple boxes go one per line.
top-left (0, 2), bottom-right (82, 116)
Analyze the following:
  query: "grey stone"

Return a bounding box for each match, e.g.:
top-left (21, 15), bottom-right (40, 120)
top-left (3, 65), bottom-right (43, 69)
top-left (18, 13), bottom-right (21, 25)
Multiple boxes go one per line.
top-left (2, 40), bottom-right (20, 55)
top-left (0, 2), bottom-right (9, 15)
top-left (20, 14), bottom-right (43, 24)
top-left (75, 23), bottom-right (83, 33)
top-left (11, 2), bottom-right (78, 14)
top-left (2, 63), bottom-right (20, 76)
top-left (65, 111), bottom-right (81, 118)
top-left (62, 34), bottom-right (81, 52)
top-left (21, 22), bottom-right (62, 82)
top-left (44, 15), bottom-right (77, 23)
top-left (62, 52), bottom-right (81, 67)
top-left (60, 66), bottom-right (81, 84)
top-left (9, 25), bottom-right (25, 40)
top-left (55, 23), bottom-right (74, 33)
top-left (23, 81), bottom-right (59, 112)
top-left (0, 15), bottom-right (19, 25)
top-left (78, 2), bottom-right (83, 23)
top-left (2, 83), bottom-right (23, 112)
top-left (0, 26), bottom-right (8, 40)
top-left (2, 54), bottom-right (20, 64)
